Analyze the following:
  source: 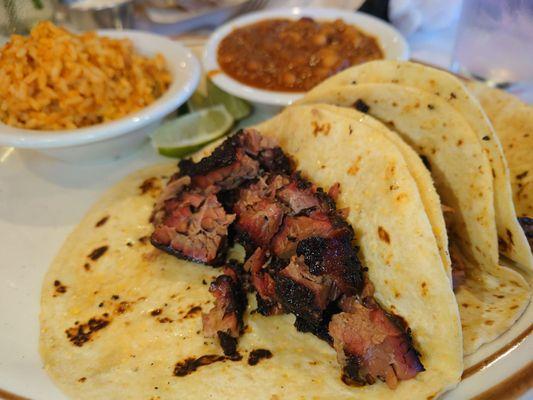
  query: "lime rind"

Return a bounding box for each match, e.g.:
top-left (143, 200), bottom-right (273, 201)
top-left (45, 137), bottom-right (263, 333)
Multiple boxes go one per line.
top-left (151, 104), bottom-right (234, 158)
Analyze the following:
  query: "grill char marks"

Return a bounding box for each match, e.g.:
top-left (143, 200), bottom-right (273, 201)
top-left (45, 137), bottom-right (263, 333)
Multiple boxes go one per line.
top-left (151, 129), bottom-right (423, 388)
top-left (297, 236), bottom-right (363, 297)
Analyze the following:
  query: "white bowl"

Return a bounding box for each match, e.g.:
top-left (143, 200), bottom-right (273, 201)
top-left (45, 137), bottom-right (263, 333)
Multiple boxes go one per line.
top-left (203, 7), bottom-right (409, 107)
top-left (0, 30), bottom-right (201, 162)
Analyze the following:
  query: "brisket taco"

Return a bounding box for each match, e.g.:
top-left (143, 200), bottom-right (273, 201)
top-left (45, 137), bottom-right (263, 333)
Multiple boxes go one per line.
top-left (40, 105), bottom-right (462, 399)
top-left (297, 81), bottom-right (531, 354)
top-left (466, 81), bottom-right (533, 236)
top-left (304, 60), bottom-right (532, 272)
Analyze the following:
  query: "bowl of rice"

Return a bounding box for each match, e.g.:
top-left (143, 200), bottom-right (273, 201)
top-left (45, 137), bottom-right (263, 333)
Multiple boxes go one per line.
top-left (0, 22), bottom-right (201, 162)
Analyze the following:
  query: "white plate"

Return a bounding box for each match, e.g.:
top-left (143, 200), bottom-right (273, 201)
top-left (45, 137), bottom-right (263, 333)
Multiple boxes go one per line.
top-left (0, 122), bottom-right (531, 398)
top-left (203, 7), bottom-right (409, 106)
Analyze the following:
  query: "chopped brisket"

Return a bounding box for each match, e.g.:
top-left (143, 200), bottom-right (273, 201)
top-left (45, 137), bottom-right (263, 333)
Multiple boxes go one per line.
top-left (151, 128), bottom-right (423, 388)
top-left (271, 212), bottom-right (350, 259)
top-left (186, 147), bottom-right (260, 191)
top-left (234, 176), bottom-right (287, 248)
top-left (330, 288), bottom-right (424, 389)
top-left (297, 236), bottom-right (363, 297)
top-left (202, 268), bottom-right (247, 356)
top-left (277, 179), bottom-right (321, 214)
top-left (151, 190), bottom-right (234, 265)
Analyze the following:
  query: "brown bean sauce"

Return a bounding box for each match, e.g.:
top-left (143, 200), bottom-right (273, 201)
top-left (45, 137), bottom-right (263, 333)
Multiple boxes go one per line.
top-left (217, 18), bottom-right (383, 92)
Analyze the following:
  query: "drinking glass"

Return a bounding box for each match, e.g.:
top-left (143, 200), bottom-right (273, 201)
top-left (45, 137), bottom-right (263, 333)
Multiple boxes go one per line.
top-left (451, 0), bottom-right (533, 100)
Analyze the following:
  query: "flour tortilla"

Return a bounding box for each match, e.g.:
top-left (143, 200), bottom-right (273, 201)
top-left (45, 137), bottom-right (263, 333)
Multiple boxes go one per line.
top-left (303, 60), bottom-right (533, 272)
top-left (313, 105), bottom-right (452, 282)
top-left (41, 106), bottom-right (462, 400)
top-left (466, 81), bottom-right (533, 218)
top-left (296, 86), bottom-right (531, 354)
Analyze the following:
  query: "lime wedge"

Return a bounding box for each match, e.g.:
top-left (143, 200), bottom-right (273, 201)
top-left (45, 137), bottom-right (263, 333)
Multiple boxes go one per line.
top-left (152, 104), bottom-right (234, 158)
top-left (207, 79), bottom-right (252, 120)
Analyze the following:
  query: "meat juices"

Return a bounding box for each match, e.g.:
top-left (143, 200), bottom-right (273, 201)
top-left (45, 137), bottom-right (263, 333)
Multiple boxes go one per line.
top-left (151, 130), bottom-right (424, 388)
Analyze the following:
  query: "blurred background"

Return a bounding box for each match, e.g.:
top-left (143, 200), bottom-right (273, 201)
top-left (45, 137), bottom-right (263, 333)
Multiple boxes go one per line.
top-left (1, 0), bottom-right (532, 101)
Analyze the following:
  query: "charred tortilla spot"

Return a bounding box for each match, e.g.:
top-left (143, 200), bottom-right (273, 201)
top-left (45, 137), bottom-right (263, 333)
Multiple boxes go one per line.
top-left (139, 177), bottom-right (160, 195)
top-left (457, 139), bottom-right (463, 146)
top-left (427, 104), bottom-right (435, 110)
top-left (311, 121), bottom-right (331, 136)
top-left (516, 171), bottom-right (528, 180)
top-left (378, 227), bottom-right (390, 244)
top-left (150, 308), bottom-right (163, 316)
top-left (115, 301), bottom-right (131, 314)
top-left (347, 157), bottom-right (361, 175)
top-left (53, 280), bottom-right (67, 296)
top-left (353, 99), bottom-right (370, 113)
top-left (158, 317), bottom-right (173, 323)
top-left (88, 246), bottom-right (108, 261)
top-left (449, 92), bottom-right (457, 100)
top-left (421, 282), bottom-right (428, 296)
top-left (95, 216), bottom-right (109, 227)
top-left (482, 136), bottom-right (490, 141)
top-left (217, 331), bottom-right (238, 356)
top-left (184, 306), bottom-right (202, 319)
top-left (247, 349), bottom-right (273, 365)
top-left (83, 263), bottom-right (91, 271)
top-left (65, 315), bottom-right (110, 346)
top-left (484, 320), bottom-right (494, 326)
top-left (173, 354), bottom-right (242, 377)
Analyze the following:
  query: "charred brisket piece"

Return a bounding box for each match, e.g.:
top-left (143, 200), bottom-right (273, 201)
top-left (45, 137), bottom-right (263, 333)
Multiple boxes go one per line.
top-left (151, 181), bottom-right (235, 265)
top-left (330, 285), bottom-right (424, 389)
top-left (202, 266), bottom-right (247, 356)
top-left (151, 129), bottom-right (424, 388)
top-left (234, 175), bottom-right (287, 249)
